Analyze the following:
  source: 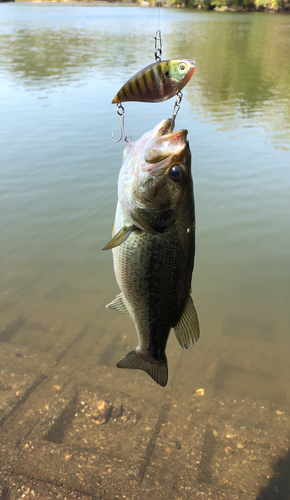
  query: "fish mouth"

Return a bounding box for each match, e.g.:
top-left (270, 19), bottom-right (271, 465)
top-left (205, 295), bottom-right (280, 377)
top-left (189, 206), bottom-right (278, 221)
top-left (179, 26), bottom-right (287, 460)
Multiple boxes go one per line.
top-left (155, 118), bottom-right (173, 137)
top-left (152, 118), bottom-right (188, 147)
top-left (143, 122), bottom-right (188, 172)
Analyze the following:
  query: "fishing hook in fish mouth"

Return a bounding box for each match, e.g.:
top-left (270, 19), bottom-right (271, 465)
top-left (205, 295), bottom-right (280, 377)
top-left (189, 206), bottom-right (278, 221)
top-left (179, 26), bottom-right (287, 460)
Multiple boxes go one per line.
top-left (112, 103), bottom-right (131, 143)
top-left (169, 91), bottom-right (183, 132)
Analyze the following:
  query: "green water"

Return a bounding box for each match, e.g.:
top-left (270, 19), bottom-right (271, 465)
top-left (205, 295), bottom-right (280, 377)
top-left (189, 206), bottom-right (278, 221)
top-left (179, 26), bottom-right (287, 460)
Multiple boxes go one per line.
top-left (0, 4), bottom-right (290, 496)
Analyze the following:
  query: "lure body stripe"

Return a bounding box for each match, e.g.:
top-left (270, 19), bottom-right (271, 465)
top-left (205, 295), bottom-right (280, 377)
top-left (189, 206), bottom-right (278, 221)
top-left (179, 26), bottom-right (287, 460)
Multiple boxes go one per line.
top-left (128, 80), bottom-right (134, 99)
top-left (142, 70), bottom-right (151, 95)
top-left (121, 85), bottom-right (129, 101)
top-left (112, 59), bottom-right (195, 104)
top-left (156, 62), bottom-right (163, 79)
top-left (135, 75), bottom-right (143, 96)
top-left (150, 67), bottom-right (156, 86)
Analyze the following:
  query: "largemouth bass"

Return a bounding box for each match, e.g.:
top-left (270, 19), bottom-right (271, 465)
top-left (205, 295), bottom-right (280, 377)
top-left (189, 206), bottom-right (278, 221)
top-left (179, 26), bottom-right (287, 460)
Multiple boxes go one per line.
top-left (112, 60), bottom-right (195, 104)
top-left (103, 118), bottom-right (199, 387)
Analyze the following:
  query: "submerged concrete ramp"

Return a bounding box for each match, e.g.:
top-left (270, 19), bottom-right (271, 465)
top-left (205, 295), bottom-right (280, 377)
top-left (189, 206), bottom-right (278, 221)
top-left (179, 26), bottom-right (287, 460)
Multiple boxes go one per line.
top-left (0, 313), bottom-right (290, 499)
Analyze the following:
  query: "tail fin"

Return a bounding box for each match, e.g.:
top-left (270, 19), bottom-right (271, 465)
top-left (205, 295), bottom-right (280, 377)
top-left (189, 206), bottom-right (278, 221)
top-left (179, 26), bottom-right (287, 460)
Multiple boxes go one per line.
top-left (116, 349), bottom-right (168, 387)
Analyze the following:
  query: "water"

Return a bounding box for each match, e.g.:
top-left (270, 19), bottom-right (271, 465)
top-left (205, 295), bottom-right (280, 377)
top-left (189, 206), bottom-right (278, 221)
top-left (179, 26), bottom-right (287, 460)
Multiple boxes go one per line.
top-left (1, 4), bottom-right (290, 498)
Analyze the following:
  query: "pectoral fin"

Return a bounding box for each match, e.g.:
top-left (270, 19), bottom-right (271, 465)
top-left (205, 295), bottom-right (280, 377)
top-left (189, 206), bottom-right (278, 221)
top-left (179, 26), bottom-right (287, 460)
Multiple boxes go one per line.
top-left (106, 293), bottom-right (130, 317)
top-left (102, 225), bottom-right (134, 250)
top-left (174, 294), bottom-right (200, 349)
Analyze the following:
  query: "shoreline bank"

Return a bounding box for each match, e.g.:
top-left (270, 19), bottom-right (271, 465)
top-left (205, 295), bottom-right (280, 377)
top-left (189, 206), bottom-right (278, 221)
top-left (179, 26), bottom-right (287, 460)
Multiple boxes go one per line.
top-left (6, 0), bottom-right (290, 12)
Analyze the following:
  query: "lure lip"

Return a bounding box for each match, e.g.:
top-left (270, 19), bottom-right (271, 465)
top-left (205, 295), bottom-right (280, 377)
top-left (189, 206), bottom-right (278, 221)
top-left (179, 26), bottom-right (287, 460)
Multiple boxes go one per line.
top-left (185, 59), bottom-right (196, 84)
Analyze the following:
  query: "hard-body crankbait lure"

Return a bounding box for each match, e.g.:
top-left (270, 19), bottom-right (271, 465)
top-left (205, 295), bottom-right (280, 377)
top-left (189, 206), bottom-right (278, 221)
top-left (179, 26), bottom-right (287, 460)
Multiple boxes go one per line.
top-left (112, 59), bottom-right (195, 104)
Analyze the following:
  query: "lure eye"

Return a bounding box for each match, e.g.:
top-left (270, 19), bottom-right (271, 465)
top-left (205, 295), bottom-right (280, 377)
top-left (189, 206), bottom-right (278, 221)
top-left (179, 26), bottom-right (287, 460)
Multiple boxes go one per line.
top-left (179, 62), bottom-right (186, 72)
top-left (170, 166), bottom-right (183, 182)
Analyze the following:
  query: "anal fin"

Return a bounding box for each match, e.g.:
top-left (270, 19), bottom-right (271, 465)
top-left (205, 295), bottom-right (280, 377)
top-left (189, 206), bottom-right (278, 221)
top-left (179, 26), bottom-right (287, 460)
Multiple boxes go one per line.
top-left (174, 294), bottom-right (200, 349)
top-left (106, 293), bottom-right (130, 317)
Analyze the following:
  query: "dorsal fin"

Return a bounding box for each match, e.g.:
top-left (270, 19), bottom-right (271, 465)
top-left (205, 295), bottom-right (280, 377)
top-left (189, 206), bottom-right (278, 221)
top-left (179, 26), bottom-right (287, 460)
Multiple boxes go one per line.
top-left (174, 294), bottom-right (200, 349)
top-left (106, 293), bottom-right (130, 317)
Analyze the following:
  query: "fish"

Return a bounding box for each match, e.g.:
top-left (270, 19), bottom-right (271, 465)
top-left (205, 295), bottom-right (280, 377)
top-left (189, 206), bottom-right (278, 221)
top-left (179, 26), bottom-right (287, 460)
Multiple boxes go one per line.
top-left (112, 59), bottom-right (196, 104)
top-left (103, 118), bottom-right (199, 387)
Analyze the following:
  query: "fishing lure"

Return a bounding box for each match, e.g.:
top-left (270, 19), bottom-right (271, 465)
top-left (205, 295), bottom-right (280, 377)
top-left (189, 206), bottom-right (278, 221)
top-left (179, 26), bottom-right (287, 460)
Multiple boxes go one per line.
top-left (111, 30), bottom-right (196, 143)
top-left (112, 59), bottom-right (195, 104)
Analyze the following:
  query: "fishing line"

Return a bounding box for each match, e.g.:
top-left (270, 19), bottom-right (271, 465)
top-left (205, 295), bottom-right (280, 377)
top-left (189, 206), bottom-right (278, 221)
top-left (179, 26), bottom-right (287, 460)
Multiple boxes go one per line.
top-left (155, 0), bottom-right (162, 61)
top-left (157, 0), bottom-right (161, 29)
top-left (154, 4), bottom-right (183, 131)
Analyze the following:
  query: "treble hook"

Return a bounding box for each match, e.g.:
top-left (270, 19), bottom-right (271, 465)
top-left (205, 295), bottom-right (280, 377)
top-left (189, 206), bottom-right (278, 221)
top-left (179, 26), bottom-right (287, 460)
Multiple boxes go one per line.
top-left (112, 103), bottom-right (130, 143)
top-left (170, 91), bottom-right (183, 132)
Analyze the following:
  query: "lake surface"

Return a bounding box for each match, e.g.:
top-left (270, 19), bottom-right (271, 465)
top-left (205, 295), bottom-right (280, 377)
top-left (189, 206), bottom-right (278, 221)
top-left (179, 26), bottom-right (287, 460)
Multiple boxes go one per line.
top-left (0, 4), bottom-right (290, 499)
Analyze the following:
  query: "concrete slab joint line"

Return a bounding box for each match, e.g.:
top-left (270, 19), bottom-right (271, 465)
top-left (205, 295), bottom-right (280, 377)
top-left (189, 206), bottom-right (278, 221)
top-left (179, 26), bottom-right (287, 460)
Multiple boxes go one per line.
top-left (0, 316), bottom-right (25, 343)
top-left (0, 487), bottom-right (10, 500)
top-left (44, 389), bottom-right (79, 444)
top-left (139, 403), bottom-right (169, 483)
top-left (97, 333), bottom-right (121, 366)
top-left (0, 374), bottom-right (47, 428)
top-left (55, 323), bottom-right (90, 365)
top-left (197, 426), bottom-right (217, 484)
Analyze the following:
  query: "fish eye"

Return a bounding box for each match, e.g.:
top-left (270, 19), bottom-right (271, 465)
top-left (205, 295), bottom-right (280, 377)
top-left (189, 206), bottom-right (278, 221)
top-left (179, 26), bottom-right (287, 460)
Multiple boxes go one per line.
top-left (179, 62), bottom-right (186, 72)
top-left (170, 166), bottom-right (183, 182)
